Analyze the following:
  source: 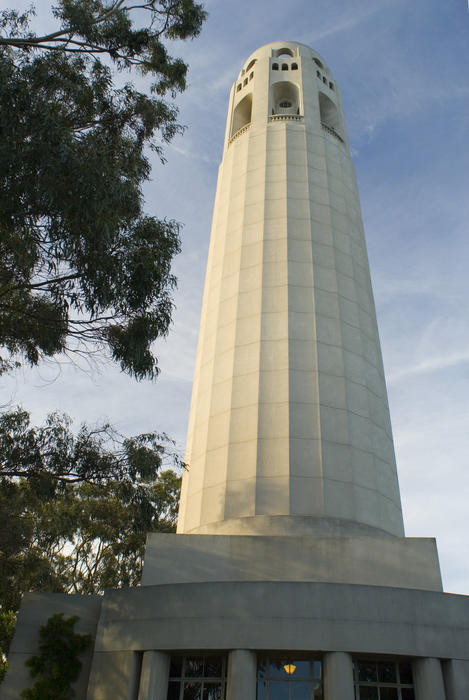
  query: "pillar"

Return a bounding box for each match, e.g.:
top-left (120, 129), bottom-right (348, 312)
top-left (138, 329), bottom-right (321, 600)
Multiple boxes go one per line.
top-left (413, 658), bottom-right (446, 700)
top-left (442, 659), bottom-right (469, 700)
top-left (138, 651), bottom-right (170, 700)
top-left (323, 652), bottom-right (354, 700)
top-left (226, 649), bottom-right (257, 700)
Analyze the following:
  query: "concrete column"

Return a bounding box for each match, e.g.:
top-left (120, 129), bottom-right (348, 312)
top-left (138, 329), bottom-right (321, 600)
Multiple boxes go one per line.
top-left (226, 649), bottom-right (257, 700)
top-left (442, 659), bottom-right (469, 700)
top-left (138, 651), bottom-right (170, 700)
top-left (323, 652), bottom-right (354, 700)
top-left (413, 658), bottom-right (446, 700)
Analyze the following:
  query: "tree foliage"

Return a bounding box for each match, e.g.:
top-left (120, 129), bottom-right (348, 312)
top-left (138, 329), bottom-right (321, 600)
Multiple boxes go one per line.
top-left (0, 610), bottom-right (16, 683)
top-left (0, 408), bottom-right (181, 615)
top-left (21, 613), bottom-right (91, 700)
top-left (0, 0), bottom-right (206, 378)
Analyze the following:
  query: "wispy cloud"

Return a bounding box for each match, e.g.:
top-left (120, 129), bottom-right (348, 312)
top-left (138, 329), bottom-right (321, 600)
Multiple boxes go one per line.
top-left (388, 351), bottom-right (469, 384)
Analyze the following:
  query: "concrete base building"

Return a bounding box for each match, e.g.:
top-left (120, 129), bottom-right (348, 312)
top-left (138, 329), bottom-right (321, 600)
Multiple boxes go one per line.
top-left (4, 41), bottom-right (469, 700)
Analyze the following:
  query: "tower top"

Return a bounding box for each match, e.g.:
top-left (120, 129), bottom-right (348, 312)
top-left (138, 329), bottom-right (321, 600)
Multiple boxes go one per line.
top-left (235, 41), bottom-right (332, 81)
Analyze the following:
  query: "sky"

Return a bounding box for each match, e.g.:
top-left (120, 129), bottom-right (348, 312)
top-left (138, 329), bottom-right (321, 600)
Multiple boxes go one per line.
top-left (3, 0), bottom-right (469, 594)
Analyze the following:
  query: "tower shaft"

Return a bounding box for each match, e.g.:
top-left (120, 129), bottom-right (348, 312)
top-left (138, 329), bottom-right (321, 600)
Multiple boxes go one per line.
top-left (178, 41), bottom-right (404, 538)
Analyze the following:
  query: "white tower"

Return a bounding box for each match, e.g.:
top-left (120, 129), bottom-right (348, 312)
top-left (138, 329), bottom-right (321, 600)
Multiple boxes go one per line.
top-left (7, 41), bottom-right (469, 700)
top-left (178, 41), bottom-right (403, 539)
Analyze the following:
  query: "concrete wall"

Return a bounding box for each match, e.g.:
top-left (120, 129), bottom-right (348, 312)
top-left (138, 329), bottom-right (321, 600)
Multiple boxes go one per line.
top-left (142, 532), bottom-right (443, 592)
top-left (91, 581), bottom-right (469, 660)
top-left (5, 581), bottom-right (469, 699)
top-left (1, 593), bottom-right (101, 700)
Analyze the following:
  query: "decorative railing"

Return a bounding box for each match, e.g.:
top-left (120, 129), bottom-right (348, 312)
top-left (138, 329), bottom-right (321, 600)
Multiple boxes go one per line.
top-left (228, 123), bottom-right (251, 145)
top-left (321, 122), bottom-right (345, 143)
top-left (268, 114), bottom-right (304, 122)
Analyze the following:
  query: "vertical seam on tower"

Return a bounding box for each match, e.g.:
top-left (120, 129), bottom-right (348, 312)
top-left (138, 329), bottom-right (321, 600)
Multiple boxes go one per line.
top-left (254, 125), bottom-right (269, 517)
top-left (305, 123), bottom-right (325, 514)
top-left (195, 140), bottom-right (238, 530)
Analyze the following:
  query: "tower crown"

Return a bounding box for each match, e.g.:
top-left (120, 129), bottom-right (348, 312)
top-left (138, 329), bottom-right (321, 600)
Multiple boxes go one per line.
top-left (226, 41), bottom-right (345, 153)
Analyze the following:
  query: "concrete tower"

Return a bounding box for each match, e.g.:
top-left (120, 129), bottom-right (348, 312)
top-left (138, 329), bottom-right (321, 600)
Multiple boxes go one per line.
top-left (178, 41), bottom-right (403, 539)
top-left (5, 42), bottom-right (469, 700)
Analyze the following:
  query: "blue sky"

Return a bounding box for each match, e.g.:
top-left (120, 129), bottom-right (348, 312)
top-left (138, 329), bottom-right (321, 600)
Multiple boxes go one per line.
top-left (3, 0), bottom-right (469, 594)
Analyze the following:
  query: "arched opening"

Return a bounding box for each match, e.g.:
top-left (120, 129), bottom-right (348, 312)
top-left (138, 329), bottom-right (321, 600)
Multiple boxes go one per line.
top-left (282, 63), bottom-right (288, 71)
top-left (272, 63), bottom-right (279, 70)
top-left (316, 70), bottom-right (321, 78)
top-left (291, 63), bottom-right (298, 70)
top-left (243, 78), bottom-right (248, 86)
top-left (318, 92), bottom-right (341, 134)
top-left (246, 59), bottom-right (256, 72)
top-left (275, 47), bottom-right (294, 57)
top-left (323, 76), bottom-right (327, 84)
top-left (313, 57), bottom-right (324, 69)
top-left (329, 81), bottom-right (334, 90)
top-left (271, 81), bottom-right (301, 116)
top-left (231, 93), bottom-right (253, 136)
top-left (249, 72), bottom-right (254, 81)
top-left (236, 84), bottom-right (242, 92)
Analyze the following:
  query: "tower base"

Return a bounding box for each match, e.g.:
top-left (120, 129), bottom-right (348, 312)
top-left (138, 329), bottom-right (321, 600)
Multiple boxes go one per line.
top-left (142, 532), bottom-right (443, 592)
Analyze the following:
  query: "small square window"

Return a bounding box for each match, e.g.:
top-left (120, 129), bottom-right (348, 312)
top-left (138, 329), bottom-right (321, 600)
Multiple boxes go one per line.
top-left (357, 662), bottom-right (377, 683)
top-left (203, 684), bottom-right (222, 700)
top-left (358, 687), bottom-right (379, 700)
top-left (377, 662), bottom-right (396, 683)
top-left (183, 682), bottom-right (202, 700)
top-left (205, 657), bottom-right (223, 678)
top-left (185, 658), bottom-right (204, 678)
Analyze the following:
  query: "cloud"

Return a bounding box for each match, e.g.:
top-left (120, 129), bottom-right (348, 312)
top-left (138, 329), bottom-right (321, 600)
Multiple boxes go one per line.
top-left (388, 351), bottom-right (469, 384)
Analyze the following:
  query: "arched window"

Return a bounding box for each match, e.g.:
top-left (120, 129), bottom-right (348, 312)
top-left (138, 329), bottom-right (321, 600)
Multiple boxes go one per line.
top-left (323, 76), bottom-right (327, 84)
top-left (246, 59), bottom-right (256, 72)
top-left (243, 78), bottom-right (248, 86)
top-left (272, 63), bottom-right (279, 70)
top-left (316, 70), bottom-right (321, 78)
top-left (271, 81), bottom-right (301, 116)
top-left (236, 84), bottom-right (242, 92)
top-left (249, 72), bottom-right (254, 81)
top-left (231, 93), bottom-right (252, 136)
top-left (291, 63), bottom-right (298, 70)
top-left (282, 63), bottom-right (288, 71)
top-left (275, 47), bottom-right (294, 57)
top-left (319, 92), bottom-right (341, 135)
top-left (313, 57), bottom-right (324, 69)
top-left (329, 82), bottom-right (334, 90)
